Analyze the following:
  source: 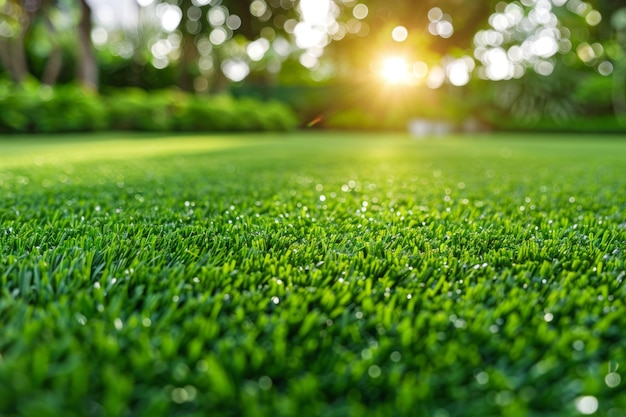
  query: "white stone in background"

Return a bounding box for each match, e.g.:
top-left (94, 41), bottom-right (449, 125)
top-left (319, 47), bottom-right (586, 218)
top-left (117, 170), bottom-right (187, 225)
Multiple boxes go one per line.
top-left (407, 119), bottom-right (453, 138)
top-left (408, 117), bottom-right (489, 138)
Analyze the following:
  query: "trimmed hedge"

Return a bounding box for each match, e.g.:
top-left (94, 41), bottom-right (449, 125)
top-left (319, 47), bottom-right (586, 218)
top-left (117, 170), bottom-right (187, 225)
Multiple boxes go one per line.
top-left (0, 80), bottom-right (298, 134)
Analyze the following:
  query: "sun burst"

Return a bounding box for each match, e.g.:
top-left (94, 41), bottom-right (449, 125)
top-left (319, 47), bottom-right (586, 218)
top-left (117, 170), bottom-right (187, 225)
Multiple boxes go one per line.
top-left (380, 56), bottom-right (413, 85)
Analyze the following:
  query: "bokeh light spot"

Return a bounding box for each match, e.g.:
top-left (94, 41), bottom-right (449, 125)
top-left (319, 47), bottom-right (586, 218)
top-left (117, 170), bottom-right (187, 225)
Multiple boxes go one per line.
top-left (575, 396), bottom-right (599, 415)
top-left (426, 66), bottom-right (445, 89)
top-left (250, 0), bottom-right (267, 18)
top-left (353, 4), bottom-right (368, 20)
top-left (413, 61), bottom-right (429, 78)
top-left (391, 26), bottom-right (408, 42)
top-left (209, 27), bottom-right (228, 45)
top-left (605, 372), bottom-right (621, 388)
top-left (447, 59), bottom-right (471, 86)
top-left (159, 4), bottom-right (182, 32)
top-left (585, 10), bottom-right (602, 26)
top-left (428, 7), bottom-right (443, 22)
top-left (222, 59), bottom-right (250, 82)
top-left (598, 61), bottom-right (613, 76)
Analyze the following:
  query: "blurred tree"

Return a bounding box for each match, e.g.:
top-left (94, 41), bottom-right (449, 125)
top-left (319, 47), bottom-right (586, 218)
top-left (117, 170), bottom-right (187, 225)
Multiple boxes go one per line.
top-left (76, 0), bottom-right (97, 89)
top-left (39, 1), bottom-right (64, 85)
top-left (0, 0), bottom-right (98, 88)
top-left (0, 0), bottom-right (36, 82)
top-left (594, 0), bottom-right (626, 121)
top-left (138, 0), bottom-right (302, 92)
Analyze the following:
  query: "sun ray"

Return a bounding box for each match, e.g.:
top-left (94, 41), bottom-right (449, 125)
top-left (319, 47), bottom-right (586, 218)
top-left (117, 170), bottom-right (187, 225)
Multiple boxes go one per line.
top-left (380, 56), bottom-right (413, 85)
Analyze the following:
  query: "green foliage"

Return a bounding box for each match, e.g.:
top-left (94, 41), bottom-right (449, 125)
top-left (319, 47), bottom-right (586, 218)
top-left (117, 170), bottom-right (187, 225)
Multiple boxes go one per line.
top-left (0, 79), bottom-right (298, 134)
top-left (0, 133), bottom-right (625, 417)
top-left (0, 78), bottom-right (106, 133)
top-left (175, 96), bottom-right (298, 132)
top-left (105, 88), bottom-right (183, 131)
top-left (573, 73), bottom-right (614, 113)
top-left (489, 115), bottom-right (626, 133)
top-left (324, 107), bottom-right (407, 130)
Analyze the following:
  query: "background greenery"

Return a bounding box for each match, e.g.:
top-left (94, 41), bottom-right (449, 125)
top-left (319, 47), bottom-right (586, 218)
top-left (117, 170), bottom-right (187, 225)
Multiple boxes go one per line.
top-left (1, 0), bottom-right (625, 132)
top-left (0, 79), bottom-right (297, 133)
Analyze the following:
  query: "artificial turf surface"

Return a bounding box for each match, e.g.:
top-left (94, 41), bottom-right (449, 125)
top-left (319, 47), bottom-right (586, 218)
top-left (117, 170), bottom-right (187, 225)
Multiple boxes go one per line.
top-left (0, 132), bottom-right (625, 417)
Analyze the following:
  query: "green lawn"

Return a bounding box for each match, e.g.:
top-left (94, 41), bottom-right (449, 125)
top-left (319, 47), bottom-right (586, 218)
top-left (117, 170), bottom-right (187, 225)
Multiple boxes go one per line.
top-left (1, 132), bottom-right (625, 417)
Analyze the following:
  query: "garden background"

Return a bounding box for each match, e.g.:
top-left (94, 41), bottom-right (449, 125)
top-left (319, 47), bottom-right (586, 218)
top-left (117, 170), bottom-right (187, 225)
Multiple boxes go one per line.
top-left (1, 0), bottom-right (626, 133)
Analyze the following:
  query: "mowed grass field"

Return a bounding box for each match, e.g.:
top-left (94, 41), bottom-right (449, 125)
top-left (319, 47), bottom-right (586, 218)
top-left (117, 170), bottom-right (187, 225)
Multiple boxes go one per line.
top-left (1, 132), bottom-right (625, 417)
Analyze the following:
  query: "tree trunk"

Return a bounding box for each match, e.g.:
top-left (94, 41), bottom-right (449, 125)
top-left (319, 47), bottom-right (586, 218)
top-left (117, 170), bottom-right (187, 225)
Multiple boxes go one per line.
top-left (0, 1), bottom-right (31, 83)
top-left (42, 46), bottom-right (63, 85)
top-left (613, 61), bottom-right (626, 127)
top-left (0, 38), bottom-right (14, 80)
top-left (77, 0), bottom-right (98, 90)
top-left (41, 10), bottom-right (63, 85)
top-left (10, 31), bottom-right (30, 82)
top-left (178, 34), bottom-right (198, 92)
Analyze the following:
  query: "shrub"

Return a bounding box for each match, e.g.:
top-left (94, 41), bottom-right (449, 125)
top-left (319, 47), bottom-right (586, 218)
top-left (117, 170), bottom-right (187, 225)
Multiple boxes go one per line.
top-left (105, 88), bottom-right (185, 131)
top-left (175, 95), bottom-right (297, 132)
top-left (36, 84), bottom-right (107, 132)
top-left (0, 79), bottom-right (298, 134)
top-left (0, 78), bottom-right (107, 133)
top-left (573, 73), bottom-right (614, 114)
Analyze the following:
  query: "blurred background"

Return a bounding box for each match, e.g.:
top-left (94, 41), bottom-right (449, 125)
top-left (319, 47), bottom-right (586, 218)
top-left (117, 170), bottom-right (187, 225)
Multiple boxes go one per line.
top-left (1, 0), bottom-right (625, 133)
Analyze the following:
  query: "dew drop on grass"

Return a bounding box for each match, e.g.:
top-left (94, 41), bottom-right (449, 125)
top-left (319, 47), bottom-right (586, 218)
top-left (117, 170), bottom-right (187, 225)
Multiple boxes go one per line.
top-left (368, 365), bottom-right (381, 378)
top-left (196, 360), bottom-right (209, 372)
top-left (475, 371), bottom-right (489, 385)
top-left (495, 391), bottom-right (514, 406)
top-left (605, 372), bottom-right (621, 388)
top-left (171, 387), bottom-right (189, 404)
top-left (185, 385), bottom-right (197, 401)
top-left (575, 396), bottom-right (599, 415)
top-left (544, 313), bottom-right (554, 322)
top-left (76, 314), bottom-right (87, 326)
top-left (258, 376), bottom-right (273, 390)
top-left (114, 318), bottom-right (123, 330)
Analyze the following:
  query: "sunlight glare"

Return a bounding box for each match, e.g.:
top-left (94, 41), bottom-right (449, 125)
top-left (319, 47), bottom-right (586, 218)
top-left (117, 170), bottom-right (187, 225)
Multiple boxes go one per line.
top-left (300, 0), bottom-right (330, 25)
top-left (158, 4), bottom-right (182, 32)
top-left (380, 56), bottom-right (412, 84)
top-left (295, 0), bottom-right (331, 49)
